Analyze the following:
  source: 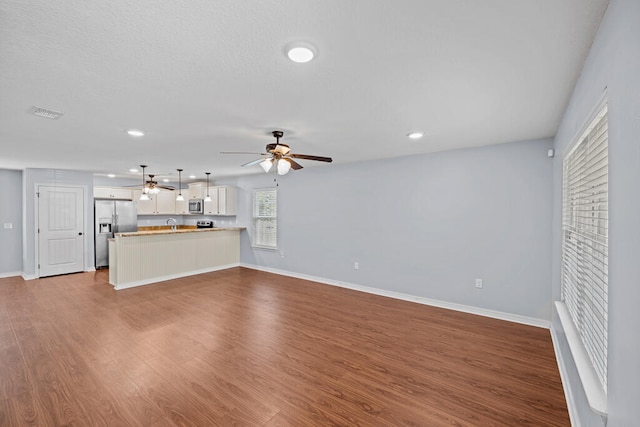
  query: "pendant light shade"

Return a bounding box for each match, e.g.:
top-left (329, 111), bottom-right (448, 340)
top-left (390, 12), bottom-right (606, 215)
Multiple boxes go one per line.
top-left (204, 172), bottom-right (212, 202)
top-left (176, 168), bottom-right (184, 201)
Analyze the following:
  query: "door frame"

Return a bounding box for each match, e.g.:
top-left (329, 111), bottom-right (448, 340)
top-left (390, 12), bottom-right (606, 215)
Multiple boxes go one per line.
top-left (34, 184), bottom-right (91, 279)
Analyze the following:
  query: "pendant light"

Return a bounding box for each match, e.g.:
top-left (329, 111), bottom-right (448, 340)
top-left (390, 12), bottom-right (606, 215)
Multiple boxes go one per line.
top-left (176, 168), bottom-right (184, 201)
top-left (204, 172), bottom-right (212, 202)
top-left (139, 165), bottom-right (150, 201)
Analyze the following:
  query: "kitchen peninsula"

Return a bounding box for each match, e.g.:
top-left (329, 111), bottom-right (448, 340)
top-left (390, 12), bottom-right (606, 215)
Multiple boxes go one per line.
top-left (108, 227), bottom-right (244, 290)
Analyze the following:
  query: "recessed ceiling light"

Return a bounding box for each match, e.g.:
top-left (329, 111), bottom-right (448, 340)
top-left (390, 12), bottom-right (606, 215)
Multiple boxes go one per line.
top-left (407, 132), bottom-right (424, 140)
top-left (162, 178), bottom-right (169, 183)
top-left (107, 174), bottom-right (116, 178)
top-left (285, 42), bottom-right (316, 63)
top-left (127, 129), bottom-right (145, 137)
top-left (129, 168), bottom-right (138, 173)
top-left (189, 175), bottom-right (196, 179)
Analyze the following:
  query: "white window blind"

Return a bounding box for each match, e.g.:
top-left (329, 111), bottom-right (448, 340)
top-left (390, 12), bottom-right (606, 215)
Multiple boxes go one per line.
top-left (561, 103), bottom-right (608, 392)
top-left (253, 188), bottom-right (277, 249)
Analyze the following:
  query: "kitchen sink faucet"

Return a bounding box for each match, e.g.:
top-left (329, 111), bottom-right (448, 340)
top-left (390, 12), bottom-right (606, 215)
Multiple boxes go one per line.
top-left (166, 218), bottom-right (177, 231)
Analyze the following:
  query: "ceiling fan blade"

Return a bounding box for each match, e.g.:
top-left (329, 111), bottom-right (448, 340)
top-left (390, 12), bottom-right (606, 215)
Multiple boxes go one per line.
top-left (287, 158), bottom-right (303, 170)
top-left (158, 185), bottom-right (175, 190)
top-left (242, 157), bottom-right (268, 167)
top-left (289, 154), bottom-right (333, 163)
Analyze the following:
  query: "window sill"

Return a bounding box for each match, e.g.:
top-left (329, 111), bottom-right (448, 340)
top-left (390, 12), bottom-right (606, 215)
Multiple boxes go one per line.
top-left (251, 245), bottom-right (277, 251)
top-left (555, 301), bottom-right (608, 417)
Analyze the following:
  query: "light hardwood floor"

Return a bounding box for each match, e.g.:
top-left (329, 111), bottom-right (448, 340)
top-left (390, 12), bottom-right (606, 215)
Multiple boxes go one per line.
top-left (0, 267), bottom-right (569, 426)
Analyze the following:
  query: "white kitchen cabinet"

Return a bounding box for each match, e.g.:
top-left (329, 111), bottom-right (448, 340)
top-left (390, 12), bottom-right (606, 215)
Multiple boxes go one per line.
top-left (188, 182), bottom-right (206, 199)
top-left (94, 186), bottom-right (133, 200)
top-left (175, 189), bottom-right (190, 214)
top-left (156, 190), bottom-right (176, 214)
top-left (214, 186), bottom-right (237, 215)
top-left (133, 190), bottom-right (155, 215)
top-left (188, 182), bottom-right (237, 215)
top-left (133, 189), bottom-right (176, 215)
top-left (203, 187), bottom-right (219, 215)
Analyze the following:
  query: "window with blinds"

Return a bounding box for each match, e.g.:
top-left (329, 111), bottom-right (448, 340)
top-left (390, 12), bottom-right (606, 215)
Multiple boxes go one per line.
top-left (253, 188), bottom-right (277, 249)
top-left (561, 103), bottom-right (608, 392)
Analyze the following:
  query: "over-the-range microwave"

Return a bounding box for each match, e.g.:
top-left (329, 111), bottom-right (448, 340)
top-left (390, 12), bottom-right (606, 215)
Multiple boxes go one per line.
top-left (188, 198), bottom-right (204, 214)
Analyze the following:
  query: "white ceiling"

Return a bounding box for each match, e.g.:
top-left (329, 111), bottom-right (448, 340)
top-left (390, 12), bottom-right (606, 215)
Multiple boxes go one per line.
top-left (0, 0), bottom-right (608, 181)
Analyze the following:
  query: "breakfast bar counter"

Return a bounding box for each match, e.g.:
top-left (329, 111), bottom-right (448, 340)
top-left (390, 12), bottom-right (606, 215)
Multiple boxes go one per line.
top-left (108, 227), bottom-right (245, 290)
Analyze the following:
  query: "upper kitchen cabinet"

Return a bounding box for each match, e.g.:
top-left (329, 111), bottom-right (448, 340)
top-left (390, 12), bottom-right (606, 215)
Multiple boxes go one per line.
top-left (188, 182), bottom-right (206, 199)
top-left (175, 189), bottom-right (190, 215)
top-left (94, 186), bottom-right (133, 200)
top-left (203, 187), bottom-right (219, 215)
top-left (188, 182), bottom-right (237, 215)
top-left (133, 189), bottom-right (176, 215)
top-left (213, 186), bottom-right (237, 216)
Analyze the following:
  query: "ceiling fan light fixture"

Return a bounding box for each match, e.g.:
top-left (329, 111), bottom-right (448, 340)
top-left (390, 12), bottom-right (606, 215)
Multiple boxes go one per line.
top-left (286, 42), bottom-right (316, 63)
top-left (277, 158), bottom-right (291, 175)
top-left (139, 193), bottom-right (150, 201)
top-left (260, 158), bottom-right (273, 173)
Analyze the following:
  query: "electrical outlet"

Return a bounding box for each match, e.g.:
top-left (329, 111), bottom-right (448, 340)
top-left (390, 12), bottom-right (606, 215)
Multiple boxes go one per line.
top-left (353, 262), bottom-right (359, 270)
top-left (3, 223), bottom-right (12, 229)
top-left (280, 250), bottom-right (285, 258)
top-left (475, 278), bottom-right (483, 289)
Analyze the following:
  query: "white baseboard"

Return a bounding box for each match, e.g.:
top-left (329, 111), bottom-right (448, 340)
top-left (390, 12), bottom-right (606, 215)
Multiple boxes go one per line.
top-left (21, 268), bottom-right (96, 281)
top-left (551, 325), bottom-right (580, 427)
top-left (240, 263), bottom-right (550, 329)
top-left (0, 271), bottom-right (22, 279)
top-left (114, 263), bottom-right (240, 290)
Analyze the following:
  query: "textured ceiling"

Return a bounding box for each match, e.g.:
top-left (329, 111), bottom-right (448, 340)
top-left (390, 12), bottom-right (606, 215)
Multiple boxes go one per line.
top-left (0, 0), bottom-right (608, 180)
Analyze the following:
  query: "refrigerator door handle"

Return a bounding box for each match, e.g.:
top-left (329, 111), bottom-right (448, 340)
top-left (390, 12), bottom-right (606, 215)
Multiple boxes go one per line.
top-left (113, 214), bottom-right (118, 234)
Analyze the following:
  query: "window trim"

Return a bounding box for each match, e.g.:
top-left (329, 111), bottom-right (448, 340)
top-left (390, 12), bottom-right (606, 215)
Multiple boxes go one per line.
top-left (251, 187), bottom-right (277, 250)
top-left (557, 95), bottom-right (608, 417)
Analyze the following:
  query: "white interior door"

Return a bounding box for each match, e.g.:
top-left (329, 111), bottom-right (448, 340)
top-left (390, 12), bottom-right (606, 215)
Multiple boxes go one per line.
top-left (38, 185), bottom-right (85, 277)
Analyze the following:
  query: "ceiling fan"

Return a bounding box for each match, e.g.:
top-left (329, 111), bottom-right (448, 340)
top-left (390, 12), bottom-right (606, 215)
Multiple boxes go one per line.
top-left (222, 131), bottom-right (332, 175)
top-left (131, 165), bottom-right (175, 198)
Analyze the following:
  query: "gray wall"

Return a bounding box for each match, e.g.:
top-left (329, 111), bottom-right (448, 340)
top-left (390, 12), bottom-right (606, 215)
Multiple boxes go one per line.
top-left (237, 138), bottom-right (554, 320)
top-left (551, 0), bottom-right (640, 425)
top-left (22, 168), bottom-right (94, 277)
top-left (0, 169), bottom-right (23, 276)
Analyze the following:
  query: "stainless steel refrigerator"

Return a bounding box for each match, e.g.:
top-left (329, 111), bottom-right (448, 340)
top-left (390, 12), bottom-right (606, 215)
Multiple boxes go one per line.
top-left (94, 200), bottom-right (137, 268)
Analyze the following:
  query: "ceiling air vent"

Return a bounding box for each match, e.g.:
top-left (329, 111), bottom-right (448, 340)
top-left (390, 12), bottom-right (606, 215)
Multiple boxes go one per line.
top-left (29, 105), bottom-right (64, 120)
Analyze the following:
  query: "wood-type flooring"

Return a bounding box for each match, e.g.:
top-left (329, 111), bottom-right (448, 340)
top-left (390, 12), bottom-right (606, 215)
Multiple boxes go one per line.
top-left (0, 267), bottom-right (569, 426)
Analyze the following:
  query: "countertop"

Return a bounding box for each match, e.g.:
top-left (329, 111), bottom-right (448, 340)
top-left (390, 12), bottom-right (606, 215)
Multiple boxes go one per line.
top-left (116, 227), bottom-right (245, 237)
